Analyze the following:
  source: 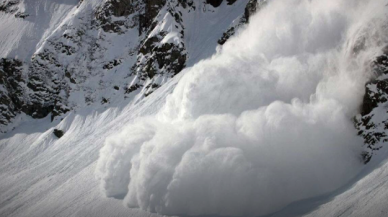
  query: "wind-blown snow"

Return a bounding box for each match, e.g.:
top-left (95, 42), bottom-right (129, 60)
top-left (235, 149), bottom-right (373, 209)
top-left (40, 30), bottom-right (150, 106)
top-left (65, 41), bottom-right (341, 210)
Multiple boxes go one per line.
top-left (97, 0), bottom-right (388, 216)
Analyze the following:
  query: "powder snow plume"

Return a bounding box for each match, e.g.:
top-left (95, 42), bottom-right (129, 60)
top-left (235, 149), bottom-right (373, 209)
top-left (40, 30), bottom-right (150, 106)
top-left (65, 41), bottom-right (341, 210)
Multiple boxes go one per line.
top-left (96, 0), bottom-right (388, 216)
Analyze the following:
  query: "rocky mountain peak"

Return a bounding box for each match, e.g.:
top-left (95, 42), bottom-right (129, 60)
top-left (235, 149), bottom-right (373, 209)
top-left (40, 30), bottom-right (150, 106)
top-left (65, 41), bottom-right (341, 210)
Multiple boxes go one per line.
top-left (0, 0), bottom-right (253, 132)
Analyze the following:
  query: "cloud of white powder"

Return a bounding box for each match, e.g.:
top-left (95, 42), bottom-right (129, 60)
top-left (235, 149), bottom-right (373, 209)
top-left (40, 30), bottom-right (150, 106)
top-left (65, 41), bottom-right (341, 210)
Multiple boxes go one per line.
top-left (97, 0), bottom-right (388, 216)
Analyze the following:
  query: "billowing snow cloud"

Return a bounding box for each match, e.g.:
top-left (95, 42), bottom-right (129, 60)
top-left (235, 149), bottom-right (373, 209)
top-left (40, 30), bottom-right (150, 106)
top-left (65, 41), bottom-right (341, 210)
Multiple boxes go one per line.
top-left (97, 0), bottom-right (388, 216)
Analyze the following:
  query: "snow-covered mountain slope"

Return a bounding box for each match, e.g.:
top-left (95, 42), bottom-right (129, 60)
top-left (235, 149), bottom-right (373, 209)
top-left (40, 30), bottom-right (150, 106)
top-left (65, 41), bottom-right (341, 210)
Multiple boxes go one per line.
top-left (0, 74), bottom-right (178, 217)
top-left (303, 157), bottom-right (388, 217)
top-left (0, 0), bottom-right (79, 61)
top-left (0, 0), bottom-right (253, 132)
top-left (2, 0), bottom-right (388, 217)
top-left (265, 151), bottom-right (388, 217)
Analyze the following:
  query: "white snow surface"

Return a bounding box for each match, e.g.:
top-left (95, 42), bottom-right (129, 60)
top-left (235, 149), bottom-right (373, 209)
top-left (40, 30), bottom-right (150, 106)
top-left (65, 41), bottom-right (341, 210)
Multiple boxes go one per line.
top-left (0, 0), bottom-right (80, 62)
top-left (0, 70), bottom-right (181, 217)
top-left (1, 0), bottom-right (388, 217)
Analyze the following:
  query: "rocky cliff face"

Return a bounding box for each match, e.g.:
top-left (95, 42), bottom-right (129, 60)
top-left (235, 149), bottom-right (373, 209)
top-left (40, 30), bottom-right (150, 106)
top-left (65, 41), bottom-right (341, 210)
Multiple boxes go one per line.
top-left (128, 0), bottom-right (188, 96)
top-left (0, 58), bottom-right (24, 128)
top-left (0, 0), bottom-right (28, 19)
top-left (0, 0), bottom-right (251, 131)
top-left (355, 47), bottom-right (388, 163)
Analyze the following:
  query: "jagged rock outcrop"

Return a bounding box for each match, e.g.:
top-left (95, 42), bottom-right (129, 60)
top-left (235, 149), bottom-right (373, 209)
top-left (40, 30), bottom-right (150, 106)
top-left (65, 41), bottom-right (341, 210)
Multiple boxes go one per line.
top-left (0, 0), bottom-right (19, 14)
top-left (0, 0), bottom-right (28, 19)
top-left (355, 47), bottom-right (388, 163)
top-left (127, 0), bottom-right (187, 96)
top-left (0, 0), bottom-right (250, 132)
top-left (218, 0), bottom-right (266, 45)
top-left (206, 0), bottom-right (223, 7)
top-left (243, 0), bottom-right (261, 22)
top-left (0, 58), bottom-right (24, 127)
top-left (95, 0), bottom-right (139, 33)
top-left (27, 52), bottom-right (70, 120)
top-left (139, 0), bottom-right (167, 35)
top-left (205, 0), bottom-right (238, 7)
top-left (0, 55), bottom-right (68, 127)
top-left (0, 0), bottom-right (190, 129)
top-left (53, 129), bottom-right (64, 138)
top-left (95, 0), bottom-right (169, 35)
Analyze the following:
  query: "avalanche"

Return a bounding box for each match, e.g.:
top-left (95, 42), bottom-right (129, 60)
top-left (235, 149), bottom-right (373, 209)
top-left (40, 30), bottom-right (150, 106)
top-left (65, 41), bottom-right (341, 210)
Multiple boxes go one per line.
top-left (1, 0), bottom-right (388, 217)
top-left (97, 0), bottom-right (388, 216)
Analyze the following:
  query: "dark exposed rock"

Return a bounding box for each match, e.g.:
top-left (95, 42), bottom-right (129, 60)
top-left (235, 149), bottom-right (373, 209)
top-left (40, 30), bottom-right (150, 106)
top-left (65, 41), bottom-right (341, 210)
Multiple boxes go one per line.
top-left (0, 57), bottom-right (67, 126)
top-left (127, 0), bottom-right (187, 97)
top-left (156, 42), bottom-right (186, 75)
top-left (103, 59), bottom-right (122, 70)
top-left (205, 0), bottom-right (240, 7)
top-left (138, 34), bottom-right (186, 76)
top-left (95, 0), bottom-right (139, 33)
top-left (0, 0), bottom-right (29, 20)
top-left (51, 104), bottom-right (69, 121)
top-left (65, 71), bottom-right (77, 84)
top-left (101, 97), bottom-right (109, 104)
top-left (0, 0), bottom-right (19, 14)
top-left (26, 50), bottom-right (69, 120)
top-left (360, 51), bottom-right (388, 116)
top-left (125, 83), bottom-right (141, 94)
top-left (63, 29), bottom-right (84, 42)
top-left (139, 0), bottom-right (166, 35)
top-left (361, 80), bottom-right (388, 116)
top-left (0, 58), bottom-right (25, 126)
top-left (77, 0), bottom-right (84, 8)
top-left (218, 26), bottom-right (237, 45)
top-left (95, 0), bottom-right (167, 35)
top-left (53, 129), bottom-right (64, 138)
top-left (177, 0), bottom-right (194, 9)
top-left (243, 0), bottom-right (258, 22)
top-left (14, 11), bottom-right (28, 19)
top-left (129, 29), bottom-right (186, 95)
top-left (356, 48), bottom-right (388, 163)
top-left (96, 0), bottom-right (136, 19)
top-left (144, 83), bottom-right (160, 97)
top-left (50, 41), bottom-right (77, 55)
top-left (95, 0), bottom-right (188, 99)
top-left (227, 0), bottom-right (237, 5)
top-left (206, 0), bottom-right (223, 8)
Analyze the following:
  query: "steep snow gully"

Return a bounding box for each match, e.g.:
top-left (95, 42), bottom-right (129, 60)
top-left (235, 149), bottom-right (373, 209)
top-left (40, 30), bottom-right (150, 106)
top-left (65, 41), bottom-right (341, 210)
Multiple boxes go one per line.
top-left (2, 0), bottom-right (388, 217)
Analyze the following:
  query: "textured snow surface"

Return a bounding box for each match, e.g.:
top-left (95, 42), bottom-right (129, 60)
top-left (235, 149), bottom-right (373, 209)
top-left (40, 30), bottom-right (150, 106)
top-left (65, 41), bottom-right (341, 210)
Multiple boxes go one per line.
top-left (303, 155), bottom-right (388, 217)
top-left (0, 0), bottom-right (80, 61)
top-left (0, 73), bottom-right (180, 217)
top-left (1, 0), bottom-right (388, 217)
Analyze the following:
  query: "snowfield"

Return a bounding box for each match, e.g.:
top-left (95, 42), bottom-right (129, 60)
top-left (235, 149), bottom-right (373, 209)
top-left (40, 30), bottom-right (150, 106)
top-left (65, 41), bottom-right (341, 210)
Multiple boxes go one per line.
top-left (0, 0), bottom-right (80, 62)
top-left (0, 72), bottom-right (180, 217)
top-left (1, 0), bottom-right (388, 217)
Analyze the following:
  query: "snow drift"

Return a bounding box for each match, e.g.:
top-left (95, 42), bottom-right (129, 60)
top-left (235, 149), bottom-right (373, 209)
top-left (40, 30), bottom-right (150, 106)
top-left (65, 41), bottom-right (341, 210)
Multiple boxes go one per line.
top-left (97, 0), bottom-right (388, 216)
